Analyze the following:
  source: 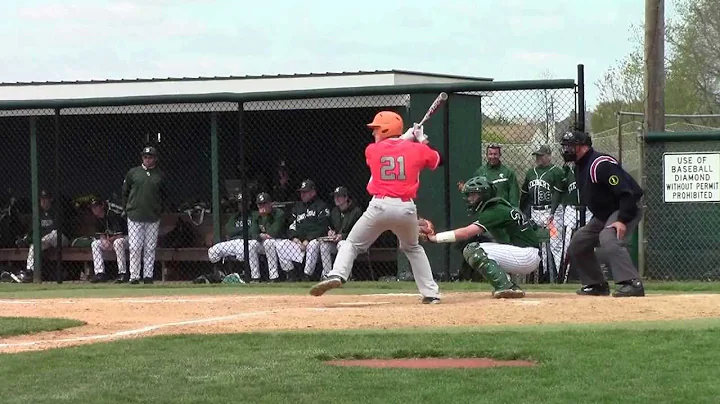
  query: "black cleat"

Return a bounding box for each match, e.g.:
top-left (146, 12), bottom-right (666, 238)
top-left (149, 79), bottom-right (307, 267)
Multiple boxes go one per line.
top-left (90, 272), bottom-right (109, 283)
top-left (577, 282), bottom-right (611, 296)
top-left (115, 273), bottom-right (129, 284)
top-left (421, 297), bottom-right (441, 304)
top-left (143, 277), bottom-right (154, 285)
top-left (613, 279), bottom-right (645, 297)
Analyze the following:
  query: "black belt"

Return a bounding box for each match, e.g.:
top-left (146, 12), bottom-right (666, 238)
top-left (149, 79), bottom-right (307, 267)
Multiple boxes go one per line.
top-left (532, 205), bottom-right (551, 210)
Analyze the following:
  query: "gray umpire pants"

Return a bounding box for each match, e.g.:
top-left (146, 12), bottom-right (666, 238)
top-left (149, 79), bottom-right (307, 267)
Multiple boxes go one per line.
top-left (567, 207), bottom-right (642, 285)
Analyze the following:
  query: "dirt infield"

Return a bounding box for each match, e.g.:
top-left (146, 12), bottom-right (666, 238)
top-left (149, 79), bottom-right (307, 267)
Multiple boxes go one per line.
top-left (1, 291), bottom-right (720, 354)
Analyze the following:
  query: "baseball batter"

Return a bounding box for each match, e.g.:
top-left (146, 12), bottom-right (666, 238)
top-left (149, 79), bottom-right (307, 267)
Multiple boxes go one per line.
top-left (122, 145), bottom-right (167, 284)
top-left (310, 111), bottom-right (442, 303)
top-left (520, 145), bottom-right (564, 282)
top-left (558, 163), bottom-right (593, 281)
top-left (428, 176), bottom-right (543, 298)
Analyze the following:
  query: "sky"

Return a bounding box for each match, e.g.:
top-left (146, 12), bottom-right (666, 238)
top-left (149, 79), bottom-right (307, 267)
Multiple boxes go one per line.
top-left (0, 0), bottom-right (678, 110)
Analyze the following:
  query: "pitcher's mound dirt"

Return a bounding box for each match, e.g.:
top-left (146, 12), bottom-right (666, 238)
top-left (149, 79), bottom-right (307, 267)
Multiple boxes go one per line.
top-left (325, 358), bottom-right (537, 368)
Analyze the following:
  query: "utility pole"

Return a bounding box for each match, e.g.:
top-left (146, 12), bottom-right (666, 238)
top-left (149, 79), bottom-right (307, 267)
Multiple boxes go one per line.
top-left (644, 0), bottom-right (665, 132)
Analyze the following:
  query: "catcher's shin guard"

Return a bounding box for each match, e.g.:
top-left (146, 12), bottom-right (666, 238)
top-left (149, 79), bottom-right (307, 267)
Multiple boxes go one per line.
top-left (462, 242), bottom-right (514, 291)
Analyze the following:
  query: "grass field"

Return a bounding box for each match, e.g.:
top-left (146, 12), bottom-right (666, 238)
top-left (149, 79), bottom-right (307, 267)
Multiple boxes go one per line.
top-left (0, 318), bottom-right (719, 403)
top-left (0, 317), bottom-right (84, 337)
top-left (1, 281), bottom-right (719, 403)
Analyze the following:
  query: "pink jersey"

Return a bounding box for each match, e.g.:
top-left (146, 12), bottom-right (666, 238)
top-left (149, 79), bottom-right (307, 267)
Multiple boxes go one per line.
top-left (365, 138), bottom-right (441, 200)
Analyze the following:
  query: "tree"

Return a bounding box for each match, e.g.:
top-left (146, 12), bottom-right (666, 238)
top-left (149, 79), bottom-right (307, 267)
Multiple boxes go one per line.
top-left (592, 0), bottom-right (720, 132)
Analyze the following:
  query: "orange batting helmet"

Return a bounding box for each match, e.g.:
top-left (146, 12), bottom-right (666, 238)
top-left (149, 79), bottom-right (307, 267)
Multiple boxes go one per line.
top-left (367, 111), bottom-right (403, 140)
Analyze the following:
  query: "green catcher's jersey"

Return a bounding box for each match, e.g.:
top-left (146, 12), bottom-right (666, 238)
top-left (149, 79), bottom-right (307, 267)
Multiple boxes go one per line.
top-left (472, 198), bottom-right (540, 248)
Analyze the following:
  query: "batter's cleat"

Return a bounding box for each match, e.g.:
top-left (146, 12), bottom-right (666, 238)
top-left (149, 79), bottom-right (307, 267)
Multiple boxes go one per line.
top-left (492, 286), bottom-right (526, 299)
top-left (612, 279), bottom-right (645, 297)
top-left (129, 278), bottom-right (141, 285)
top-left (421, 297), bottom-right (441, 304)
top-left (115, 273), bottom-right (129, 284)
top-left (577, 282), bottom-right (611, 296)
top-left (309, 276), bottom-right (343, 296)
top-left (143, 277), bottom-right (154, 285)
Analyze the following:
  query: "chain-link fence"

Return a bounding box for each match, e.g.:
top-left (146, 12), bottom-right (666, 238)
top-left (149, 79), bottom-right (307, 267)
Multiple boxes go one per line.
top-left (0, 80), bottom-right (580, 284)
top-left (461, 88), bottom-right (578, 284)
top-left (640, 114), bottom-right (720, 281)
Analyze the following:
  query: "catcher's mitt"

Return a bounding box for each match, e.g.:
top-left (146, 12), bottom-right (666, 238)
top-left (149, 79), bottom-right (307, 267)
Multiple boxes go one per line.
top-left (418, 217), bottom-right (435, 242)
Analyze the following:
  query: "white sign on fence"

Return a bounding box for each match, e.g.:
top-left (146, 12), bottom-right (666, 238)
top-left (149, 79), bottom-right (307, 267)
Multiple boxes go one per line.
top-left (663, 152), bottom-right (720, 203)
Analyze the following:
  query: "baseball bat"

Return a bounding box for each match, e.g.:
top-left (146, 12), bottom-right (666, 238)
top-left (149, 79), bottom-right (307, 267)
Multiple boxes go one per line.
top-left (418, 92), bottom-right (448, 126)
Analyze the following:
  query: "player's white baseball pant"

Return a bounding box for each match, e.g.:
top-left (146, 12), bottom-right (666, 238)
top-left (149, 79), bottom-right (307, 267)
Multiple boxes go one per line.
top-left (531, 206), bottom-right (563, 281)
top-left (480, 242), bottom-right (540, 275)
top-left (303, 239), bottom-right (340, 277)
top-left (327, 197), bottom-right (440, 299)
top-left (274, 239), bottom-right (305, 275)
top-left (26, 230), bottom-right (69, 271)
top-left (258, 239), bottom-right (282, 280)
top-left (561, 205), bottom-right (593, 280)
top-left (208, 239), bottom-right (262, 279)
top-left (128, 219), bottom-right (160, 281)
top-left (91, 237), bottom-right (127, 275)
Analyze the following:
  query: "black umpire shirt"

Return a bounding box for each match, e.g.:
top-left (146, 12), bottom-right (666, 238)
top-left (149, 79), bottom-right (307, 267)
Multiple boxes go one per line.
top-left (575, 148), bottom-right (644, 224)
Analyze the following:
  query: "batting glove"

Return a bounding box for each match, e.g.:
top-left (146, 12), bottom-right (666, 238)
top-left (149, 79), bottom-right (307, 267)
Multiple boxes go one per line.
top-left (399, 127), bottom-right (415, 141)
top-left (413, 123), bottom-right (428, 143)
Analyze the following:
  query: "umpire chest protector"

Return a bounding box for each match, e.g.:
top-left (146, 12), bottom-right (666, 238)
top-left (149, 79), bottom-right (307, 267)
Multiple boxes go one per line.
top-left (575, 148), bottom-right (644, 223)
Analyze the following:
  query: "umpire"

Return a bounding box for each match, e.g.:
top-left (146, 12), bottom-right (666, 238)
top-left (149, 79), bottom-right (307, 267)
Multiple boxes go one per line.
top-left (560, 130), bottom-right (645, 297)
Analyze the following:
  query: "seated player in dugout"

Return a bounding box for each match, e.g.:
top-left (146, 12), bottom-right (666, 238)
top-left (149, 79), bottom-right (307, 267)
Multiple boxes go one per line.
top-left (206, 192), bottom-right (259, 279)
top-left (69, 196), bottom-right (128, 284)
top-left (427, 176), bottom-right (547, 298)
top-left (315, 186), bottom-right (363, 280)
top-left (284, 179), bottom-right (331, 281)
top-left (17, 190), bottom-right (70, 283)
top-left (248, 192), bottom-right (288, 283)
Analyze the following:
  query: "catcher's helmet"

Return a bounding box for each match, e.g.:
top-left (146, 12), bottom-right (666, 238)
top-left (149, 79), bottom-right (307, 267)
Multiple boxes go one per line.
top-left (461, 176), bottom-right (496, 213)
top-left (560, 130), bottom-right (592, 162)
top-left (367, 111), bottom-right (403, 140)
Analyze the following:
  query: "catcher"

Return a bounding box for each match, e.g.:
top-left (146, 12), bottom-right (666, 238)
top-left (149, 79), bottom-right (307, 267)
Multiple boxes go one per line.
top-left (424, 176), bottom-right (545, 298)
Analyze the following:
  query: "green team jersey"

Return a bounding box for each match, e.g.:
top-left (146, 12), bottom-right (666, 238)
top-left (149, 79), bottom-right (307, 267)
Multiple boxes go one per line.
top-left (520, 164), bottom-right (564, 212)
top-left (472, 163), bottom-right (520, 206)
top-left (122, 165), bottom-right (167, 223)
top-left (473, 198), bottom-right (540, 248)
top-left (330, 202), bottom-right (362, 236)
top-left (560, 165), bottom-right (581, 206)
top-left (287, 197), bottom-right (331, 241)
top-left (249, 208), bottom-right (287, 240)
top-left (225, 212), bottom-right (254, 240)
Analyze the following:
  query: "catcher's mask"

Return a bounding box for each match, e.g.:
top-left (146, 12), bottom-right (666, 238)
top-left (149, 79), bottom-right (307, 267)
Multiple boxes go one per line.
top-left (560, 130), bottom-right (592, 162)
top-left (461, 176), bottom-right (496, 213)
top-left (256, 192), bottom-right (273, 215)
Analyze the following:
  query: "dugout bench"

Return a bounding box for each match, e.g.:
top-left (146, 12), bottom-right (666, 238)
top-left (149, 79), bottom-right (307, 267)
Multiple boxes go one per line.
top-left (0, 211), bottom-right (398, 282)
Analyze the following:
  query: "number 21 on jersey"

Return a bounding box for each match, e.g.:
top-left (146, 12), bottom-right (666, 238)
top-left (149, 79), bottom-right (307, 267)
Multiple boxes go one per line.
top-left (380, 156), bottom-right (406, 180)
